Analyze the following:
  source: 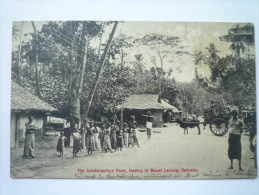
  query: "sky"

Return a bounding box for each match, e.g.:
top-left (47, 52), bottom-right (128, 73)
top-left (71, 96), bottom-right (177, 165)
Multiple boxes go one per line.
top-left (12, 21), bottom-right (242, 82)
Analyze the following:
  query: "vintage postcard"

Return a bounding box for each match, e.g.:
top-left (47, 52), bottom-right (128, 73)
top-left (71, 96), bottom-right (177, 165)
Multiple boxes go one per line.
top-left (10, 21), bottom-right (257, 179)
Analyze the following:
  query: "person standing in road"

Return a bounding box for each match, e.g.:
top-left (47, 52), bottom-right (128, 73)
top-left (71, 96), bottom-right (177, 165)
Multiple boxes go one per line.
top-left (110, 123), bottom-right (117, 151)
top-left (142, 111), bottom-right (154, 140)
top-left (102, 123), bottom-right (113, 153)
top-left (93, 122), bottom-right (100, 151)
top-left (72, 128), bottom-right (81, 158)
top-left (116, 126), bottom-right (124, 151)
top-left (57, 131), bottom-right (67, 158)
top-left (23, 115), bottom-right (36, 159)
top-left (86, 122), bottom-right (95, 155)
top-left (228, 110), bottom-right (244, 171)
top-left (128, 115), bottom-right (139, 147)
top-left (98, 123), bottom-right (105, 152)
top-left (249, 112), bottom-right (257, 169)
top-left (63, 119), bottom-right (71, 148)
top-left (80, 120), bottom-right (87, 149)
top-left (122, 123), bottom-right (128, 148)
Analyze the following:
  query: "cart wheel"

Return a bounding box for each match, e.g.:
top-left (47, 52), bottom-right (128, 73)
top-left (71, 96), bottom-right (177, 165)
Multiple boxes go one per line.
top-left (210, 118), bottom-right (228, 136)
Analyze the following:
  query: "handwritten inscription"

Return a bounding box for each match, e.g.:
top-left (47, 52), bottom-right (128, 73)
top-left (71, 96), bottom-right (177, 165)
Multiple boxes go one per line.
top-left (74, 167), bottom-right (256, 179)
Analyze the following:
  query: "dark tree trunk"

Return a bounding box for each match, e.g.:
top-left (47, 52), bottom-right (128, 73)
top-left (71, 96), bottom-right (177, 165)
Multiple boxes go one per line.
top-left (69, 27), bottom-right (89, 132)
top-left (31, 21), bottom-right (42, 98)
top-left (84, 22), bottom-right (119, 119)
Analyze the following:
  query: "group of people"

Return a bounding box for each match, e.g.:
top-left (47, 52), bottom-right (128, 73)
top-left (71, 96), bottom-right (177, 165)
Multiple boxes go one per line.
top-left (56, 111), bottom-right (154, 158)
top-left (22, 109), bottom-right (257, 171)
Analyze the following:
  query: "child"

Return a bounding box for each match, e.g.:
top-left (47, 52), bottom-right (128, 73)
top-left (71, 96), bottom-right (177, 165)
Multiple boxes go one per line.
top-left (122, 123), bottom-right (128, 148)
top-left (57, 131), bottom-right (67, 157)
top-left (116, 127), bottom-right (124, 151)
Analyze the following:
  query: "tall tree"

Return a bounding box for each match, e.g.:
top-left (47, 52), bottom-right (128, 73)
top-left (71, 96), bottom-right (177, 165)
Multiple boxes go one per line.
top-left (84, 21), bottom-right (119, 120)
top-left (31, 21), bottom-right (42, 98)
top-left (136, 33), bottom-right (186, 102)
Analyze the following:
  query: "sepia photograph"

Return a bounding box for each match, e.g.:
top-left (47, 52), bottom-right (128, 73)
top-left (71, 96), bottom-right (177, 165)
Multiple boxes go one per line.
top-left (10, 21), bottom-right (257, 179)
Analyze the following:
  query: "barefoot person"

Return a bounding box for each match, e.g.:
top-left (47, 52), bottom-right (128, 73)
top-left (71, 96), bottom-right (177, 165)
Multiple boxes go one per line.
top-left (128, 115), bottom-right (139, 147)
top-left (72, 128), bottom-right (81, 158)
top-left (102, 123), bottom-right (113, 153)
top-left (116, 126), bottom-right (124, 151)
top-left (23, 115), bottom-right (36, 159)
top-left (122, 123), bottom-right (128, 148)
top-left (110, 123), bottom-right (117, 151)
top-left (57, 131), bottom-right (67, 157)
top-left (98, 123), bottom-right (105, 152)
top-left (142, 111), bottom-right (154, 140)
top-left (86, 122), bottom-right (95, 155)
top-left (228, 110), bottom-right (244, 171)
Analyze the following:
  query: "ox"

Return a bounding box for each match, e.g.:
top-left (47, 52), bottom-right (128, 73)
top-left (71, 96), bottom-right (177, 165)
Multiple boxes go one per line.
top-left (175, 118), bottom-right (201, 135)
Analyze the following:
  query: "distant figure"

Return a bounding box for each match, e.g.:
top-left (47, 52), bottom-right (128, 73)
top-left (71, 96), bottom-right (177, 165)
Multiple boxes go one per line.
top-left (93, 122), bottom-right (100, 151)
top-left (72, 129), bottom-right (81, 158)
top-left (98, 123), bottom-right (105, 152)
top-left (64, 120), bottom-right (71, 148)
top-left (86, 122), bottom-right (95, 155)
top-left (23, 115), bottom-right (36, 159)
top-left (57, 131), bottom-right (67, 157)
top-left (228, 110), bottom-right (244, 171)
top-left (128, 115), bottom-right (139, 147)
top-left (142, 111), bottom-right (154, 140)
top-left (110, 124), bottom-right (117, 151)
top-left (116, 126), bottom-right (124, 151)
top-left (128, 125), bottom-right (134, 148)
top-left (102, 123), bottom-right (113, 153)
top-left (122, 123), bottom-right (128, 148)
top-left (80, 120), bottom-right (87, 149)
top-left (209, 101), bottom-right (216, 116)
top-left (249, 112), bottom-right (257, 169)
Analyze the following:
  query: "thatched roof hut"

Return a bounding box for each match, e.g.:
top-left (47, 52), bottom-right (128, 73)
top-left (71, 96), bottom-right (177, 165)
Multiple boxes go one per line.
top-left (11, 81), bottom-right (57, 148)
top-left (118, 94), bottom-right (178, 127)
top-left (119, 94), bottom-right (178, 111)
top-left (11, 81), bottom-right (57, 112)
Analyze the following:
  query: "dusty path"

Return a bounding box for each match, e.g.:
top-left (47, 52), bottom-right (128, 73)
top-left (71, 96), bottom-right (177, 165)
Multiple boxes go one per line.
top-left (11, 123), bottom-right (257, 179)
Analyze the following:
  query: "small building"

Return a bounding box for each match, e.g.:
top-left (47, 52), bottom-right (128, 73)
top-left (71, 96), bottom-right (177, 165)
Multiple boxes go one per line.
top-left (118, 94), bottom-right (178, 127)
top-left (11, 81), bottom-right (57, 148)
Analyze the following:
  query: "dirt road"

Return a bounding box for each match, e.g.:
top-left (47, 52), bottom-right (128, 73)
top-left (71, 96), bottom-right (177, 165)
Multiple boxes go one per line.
top-left (11, 123), bottom-right (257, 179)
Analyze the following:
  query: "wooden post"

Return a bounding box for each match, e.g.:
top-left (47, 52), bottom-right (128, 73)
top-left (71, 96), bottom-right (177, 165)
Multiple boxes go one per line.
top-left (15, 113), bottom-right (20, 148)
